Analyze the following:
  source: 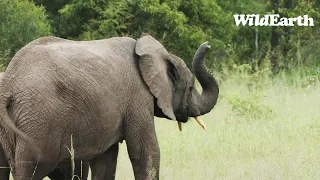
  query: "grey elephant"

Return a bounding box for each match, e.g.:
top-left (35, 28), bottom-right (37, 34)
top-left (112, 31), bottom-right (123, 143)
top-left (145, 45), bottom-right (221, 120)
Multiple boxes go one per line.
top-left (0, 72), bottom-right (89, 180)
top-left (0, 72), bottom-right (10, 180)
top-left (0, 33), bottom-right (219, 180)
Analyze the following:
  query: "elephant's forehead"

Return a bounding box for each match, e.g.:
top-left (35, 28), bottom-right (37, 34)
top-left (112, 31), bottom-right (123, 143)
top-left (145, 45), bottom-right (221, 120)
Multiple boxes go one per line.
top-left (169, 54), bottom-right (185, 65)
top-left (169, 54), bottom-right (193, 79)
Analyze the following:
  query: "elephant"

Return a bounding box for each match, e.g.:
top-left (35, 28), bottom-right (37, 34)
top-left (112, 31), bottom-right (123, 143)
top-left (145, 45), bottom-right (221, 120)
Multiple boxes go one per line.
top-left (0, 72), bottom-right (90, 180)
top-left (0, 72), bottom-right (10, 180)
top-left (0, 33), bottom-right (219, 180)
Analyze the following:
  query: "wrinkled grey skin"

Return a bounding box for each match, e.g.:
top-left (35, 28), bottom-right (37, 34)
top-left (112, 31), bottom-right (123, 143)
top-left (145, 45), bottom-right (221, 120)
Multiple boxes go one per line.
top-left (0, 33), bottom-right (219, 180)
top-left (0, 72), bottom-right (89, 180)
top-left (0, 72), bottom-right (10, 180)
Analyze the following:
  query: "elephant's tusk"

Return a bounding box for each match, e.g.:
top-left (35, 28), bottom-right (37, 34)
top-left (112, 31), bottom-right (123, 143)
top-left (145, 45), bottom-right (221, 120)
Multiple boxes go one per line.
top-left (178, 121), bottom-right (182, 131)
top-left (195, 116), bottom-right (207, 130)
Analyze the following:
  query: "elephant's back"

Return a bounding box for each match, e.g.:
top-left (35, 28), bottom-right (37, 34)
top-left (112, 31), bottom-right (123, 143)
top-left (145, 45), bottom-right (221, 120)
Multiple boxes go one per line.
top-left (4, 36), bottom-right (138, 91)
top-left (5, 36), bottom-right (139, 113)
top-left (4, 35), bottom-right (139, 106)
top-left (6, 36), bottom-right (137, 72)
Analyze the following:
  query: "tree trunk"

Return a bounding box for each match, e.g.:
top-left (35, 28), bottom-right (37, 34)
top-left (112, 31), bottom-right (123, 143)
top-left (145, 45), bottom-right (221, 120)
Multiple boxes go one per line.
top-left (283, 0), bottom-right (293, 69)
top-left (270, 0), bottom-right (280, 73)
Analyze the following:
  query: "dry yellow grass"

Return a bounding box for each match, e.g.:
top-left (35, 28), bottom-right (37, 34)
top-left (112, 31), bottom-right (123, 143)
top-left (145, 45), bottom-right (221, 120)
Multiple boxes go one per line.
top-left (114, 77), bottom-right (320, 179)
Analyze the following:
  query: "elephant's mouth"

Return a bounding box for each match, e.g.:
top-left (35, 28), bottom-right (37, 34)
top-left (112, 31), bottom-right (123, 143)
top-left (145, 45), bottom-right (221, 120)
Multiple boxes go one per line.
top-left (177, 116), bottom-right (206, 132)
top-left (175, 96), bottom-right (207, 132)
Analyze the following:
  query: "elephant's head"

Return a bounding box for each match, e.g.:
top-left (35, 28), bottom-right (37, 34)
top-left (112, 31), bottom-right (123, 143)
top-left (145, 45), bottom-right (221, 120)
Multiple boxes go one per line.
top-left (135, 33), bottom-right (219, 130)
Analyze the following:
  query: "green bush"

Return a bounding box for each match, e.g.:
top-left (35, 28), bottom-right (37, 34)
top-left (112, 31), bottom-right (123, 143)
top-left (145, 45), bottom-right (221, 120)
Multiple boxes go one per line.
top-left (0, 0), bottom-right (52, 67)
top-left (223, 63), bottom-right (272, 91)
top-left (227, 93), bottom-right (274, 120)
top-left (0, 50), bottom-right (10, 72)
top-left (275, 66), bottom-right (320, 89)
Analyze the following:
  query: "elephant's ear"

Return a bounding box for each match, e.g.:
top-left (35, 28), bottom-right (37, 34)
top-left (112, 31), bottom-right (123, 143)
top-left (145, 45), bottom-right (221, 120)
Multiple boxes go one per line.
top-left (135, 33), bottom-right (176, 121)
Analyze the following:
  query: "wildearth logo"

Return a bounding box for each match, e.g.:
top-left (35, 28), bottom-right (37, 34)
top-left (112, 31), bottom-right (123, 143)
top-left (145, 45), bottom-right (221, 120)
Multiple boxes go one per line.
top-left (233, 14), bottom-right (314, 26)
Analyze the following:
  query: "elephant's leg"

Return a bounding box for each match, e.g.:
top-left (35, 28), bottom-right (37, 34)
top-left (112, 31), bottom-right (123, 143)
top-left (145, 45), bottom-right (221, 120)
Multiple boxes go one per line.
top-left (90, 143), bottom-right (119, 180)
top-left (74, 160), bottom-right (89, 180)
top-left (13, 160), bottom-right (54, 180)
top-left (125, 107), bottom-right (160, 180)
top-left (47, 161), bottom-right (69, 180)
top-left (0, 145), bottom-right (10, 180)
top-left (48, 160), bottom-right (89, 180)
top-left (13, 141), bottom-right (56, 180)
top-left (47, 168), bottom-right (65, 180)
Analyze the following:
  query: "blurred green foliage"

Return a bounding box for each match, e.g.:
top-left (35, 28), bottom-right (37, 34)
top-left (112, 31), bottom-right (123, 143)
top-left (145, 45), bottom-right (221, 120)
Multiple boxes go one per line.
top-left (0, 0), bottom-right (51, 66)
top-left (0, 0), bottom-right (319, 76)
top-left (227, 93), bottom-right (275, 120)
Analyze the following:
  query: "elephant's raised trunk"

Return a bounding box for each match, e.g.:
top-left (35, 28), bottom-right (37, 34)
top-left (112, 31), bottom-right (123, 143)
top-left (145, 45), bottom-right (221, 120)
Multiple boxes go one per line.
top-left (179, 42), bottom-right (219, 131)
top-left (192, 42), bottom-right (219, 116)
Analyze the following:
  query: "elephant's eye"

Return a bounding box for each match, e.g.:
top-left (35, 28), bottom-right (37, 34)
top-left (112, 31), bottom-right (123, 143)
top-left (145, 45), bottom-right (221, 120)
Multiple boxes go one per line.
top-left (187, 86), bottom-right (193, 98)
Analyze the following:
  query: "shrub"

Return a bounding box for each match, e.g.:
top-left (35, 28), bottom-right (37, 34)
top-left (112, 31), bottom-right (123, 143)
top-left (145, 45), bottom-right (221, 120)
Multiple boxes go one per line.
top-left (225, 63), bottom-right (272, 91)
top-left (227, 93), bottom-right (275, 120)
top-left (0, 0), bottom-right (52, 67)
